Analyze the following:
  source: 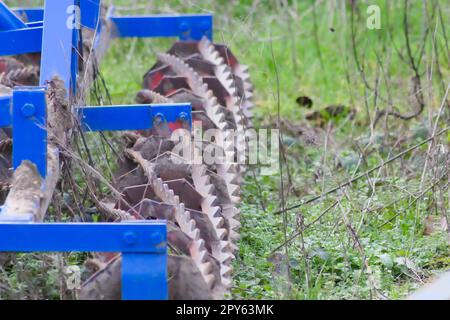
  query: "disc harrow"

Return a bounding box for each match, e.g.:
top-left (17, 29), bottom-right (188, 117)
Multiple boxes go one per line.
top-left (78, 39), bottom-right (252, 299)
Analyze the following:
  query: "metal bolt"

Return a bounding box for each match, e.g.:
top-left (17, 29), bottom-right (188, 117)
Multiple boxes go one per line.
top-left (179, 22), bottom-right (190, 33)
top-left (177, 112), bottom-right (188, 122)
top-left (21, 103), bottom-right (36, 117)
top-left (153, 113), bottom-right (165, 126)
top-left (123, 232), bottom-right (137, 246)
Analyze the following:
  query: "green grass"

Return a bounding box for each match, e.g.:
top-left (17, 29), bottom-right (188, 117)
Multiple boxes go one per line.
top-left (1, 0), bottom-right (449, 300)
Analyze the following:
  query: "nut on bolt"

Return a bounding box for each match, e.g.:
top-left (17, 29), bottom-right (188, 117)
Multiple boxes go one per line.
top-left (177, 112), bottom-right (188, 122)
top-left (153, 112), bottom-right (165, 126)
top-left (21, 103), bottom-right (36, 117)
top-left (179, 22), bottom-right (190, 33)
top-left (123, 231), bottom-right (137, 246)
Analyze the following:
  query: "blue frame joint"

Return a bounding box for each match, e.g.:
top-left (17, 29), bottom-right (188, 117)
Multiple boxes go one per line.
top-left (12, 86), bottom-right (47, 177)
top-left (0, 2), bottom-right (28, 31)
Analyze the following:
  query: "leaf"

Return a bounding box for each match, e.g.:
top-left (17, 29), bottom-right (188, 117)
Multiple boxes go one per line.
top-left (394, 257), bottom-right (420, 273)
top-left (379, 253), bottom-right (394, 269)
top-left (310, 247), bottom-right (330, 261)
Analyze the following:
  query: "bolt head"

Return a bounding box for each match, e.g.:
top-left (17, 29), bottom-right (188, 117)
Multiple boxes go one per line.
top-left (21, 103), bottom-right (36, 117)
top-left (179, 22), bottom-right (190, 33)
top-left (153, 113), bottom-right (165, 125)
top-left (123, 232), bottom-right (137, 246)
top-left (178, 112), bottom-right (188, 121)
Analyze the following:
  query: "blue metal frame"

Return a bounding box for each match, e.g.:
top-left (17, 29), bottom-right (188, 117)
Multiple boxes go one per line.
top-left (39, 0), bottom-right (78, 93)
top-left (110, 14), bottom-right (213, 40)
top-left (0, 91), bottom-right (192, 183)
top-left (0, 221), bottom-right (168, 300)
top-left (7, 2), bottom-right (213, 57)
top-left (12, 86), bottom-right (47, 177)
top-left (0, 0), bottom-right (215, 300)
top-left (77, 103), bottom-right (192, 131)
top-left (0, 26), bottom-right (42, 56)
top-left (15, 0), bottom-right (101, 30)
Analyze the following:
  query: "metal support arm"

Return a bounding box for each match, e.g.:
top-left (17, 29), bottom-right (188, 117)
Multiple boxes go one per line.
top-left (0, 2), bottom-right (27, 31)
top-left (76, 103), bottom-right (192, 131)
top-left (110, 14), bottom-right (213, 40)
top-left (0, 221), bottom-right (168, 300)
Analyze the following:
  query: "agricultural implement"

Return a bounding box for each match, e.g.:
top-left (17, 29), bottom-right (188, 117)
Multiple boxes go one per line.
top-left (0, 0), bottom-right (252, 299)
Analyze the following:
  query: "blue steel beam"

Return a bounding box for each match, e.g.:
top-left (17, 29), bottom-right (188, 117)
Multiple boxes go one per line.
top-left (76, 103), bottom-right (192, 131)
top-left (0, 95), bottom-right (11, 127)
top-left (0, 27), bottom-right (42, 56)
top-left (0, 2), bottom-right (27, 31)
top-left (12, 86), bottom-right (47, 177)
top-left (39, 0), bottom-right (78, 94)
top-left (0, 222), bottom-right (166, 253)
top-left (110, 14), bottom-right (213, 41)
top-left (122, 252), bottom-right (167, 300)
top-left (0, 221), bottom-right (168, 300)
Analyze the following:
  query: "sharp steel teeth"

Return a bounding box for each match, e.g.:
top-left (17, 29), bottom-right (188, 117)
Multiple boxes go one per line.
top-left (0, 65), bottom-right (39, 88)
top-left (124, 148), bottom-right (216, 288)
top-left (157, 53), bottom-right (228, 131)
top-left (198, 38), bottom-right (247, 158)
top-left (192, 164), bottom-right (234, 286)
top-left (152, 176), bottom-right (215, 287)
top-left (158, 51), bottom-right (242, 205)
top-left (158, 44), bottom-right (256, 295)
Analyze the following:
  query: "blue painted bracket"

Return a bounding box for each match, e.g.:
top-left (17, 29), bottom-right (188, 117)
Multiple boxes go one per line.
top-left (0, 221), bottom-right (168, 300)
top-left (0, 27), bottom-right (42, 56)
top-left (12, 86), bottom-right (47, 177)
top-left (110, 14), bottom-right (213, 41)
top-left (76, 103), bottom-right (192, 131)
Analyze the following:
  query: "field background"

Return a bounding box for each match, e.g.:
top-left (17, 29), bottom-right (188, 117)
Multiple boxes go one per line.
top-left (1, 0), bottom-right (449, 300)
